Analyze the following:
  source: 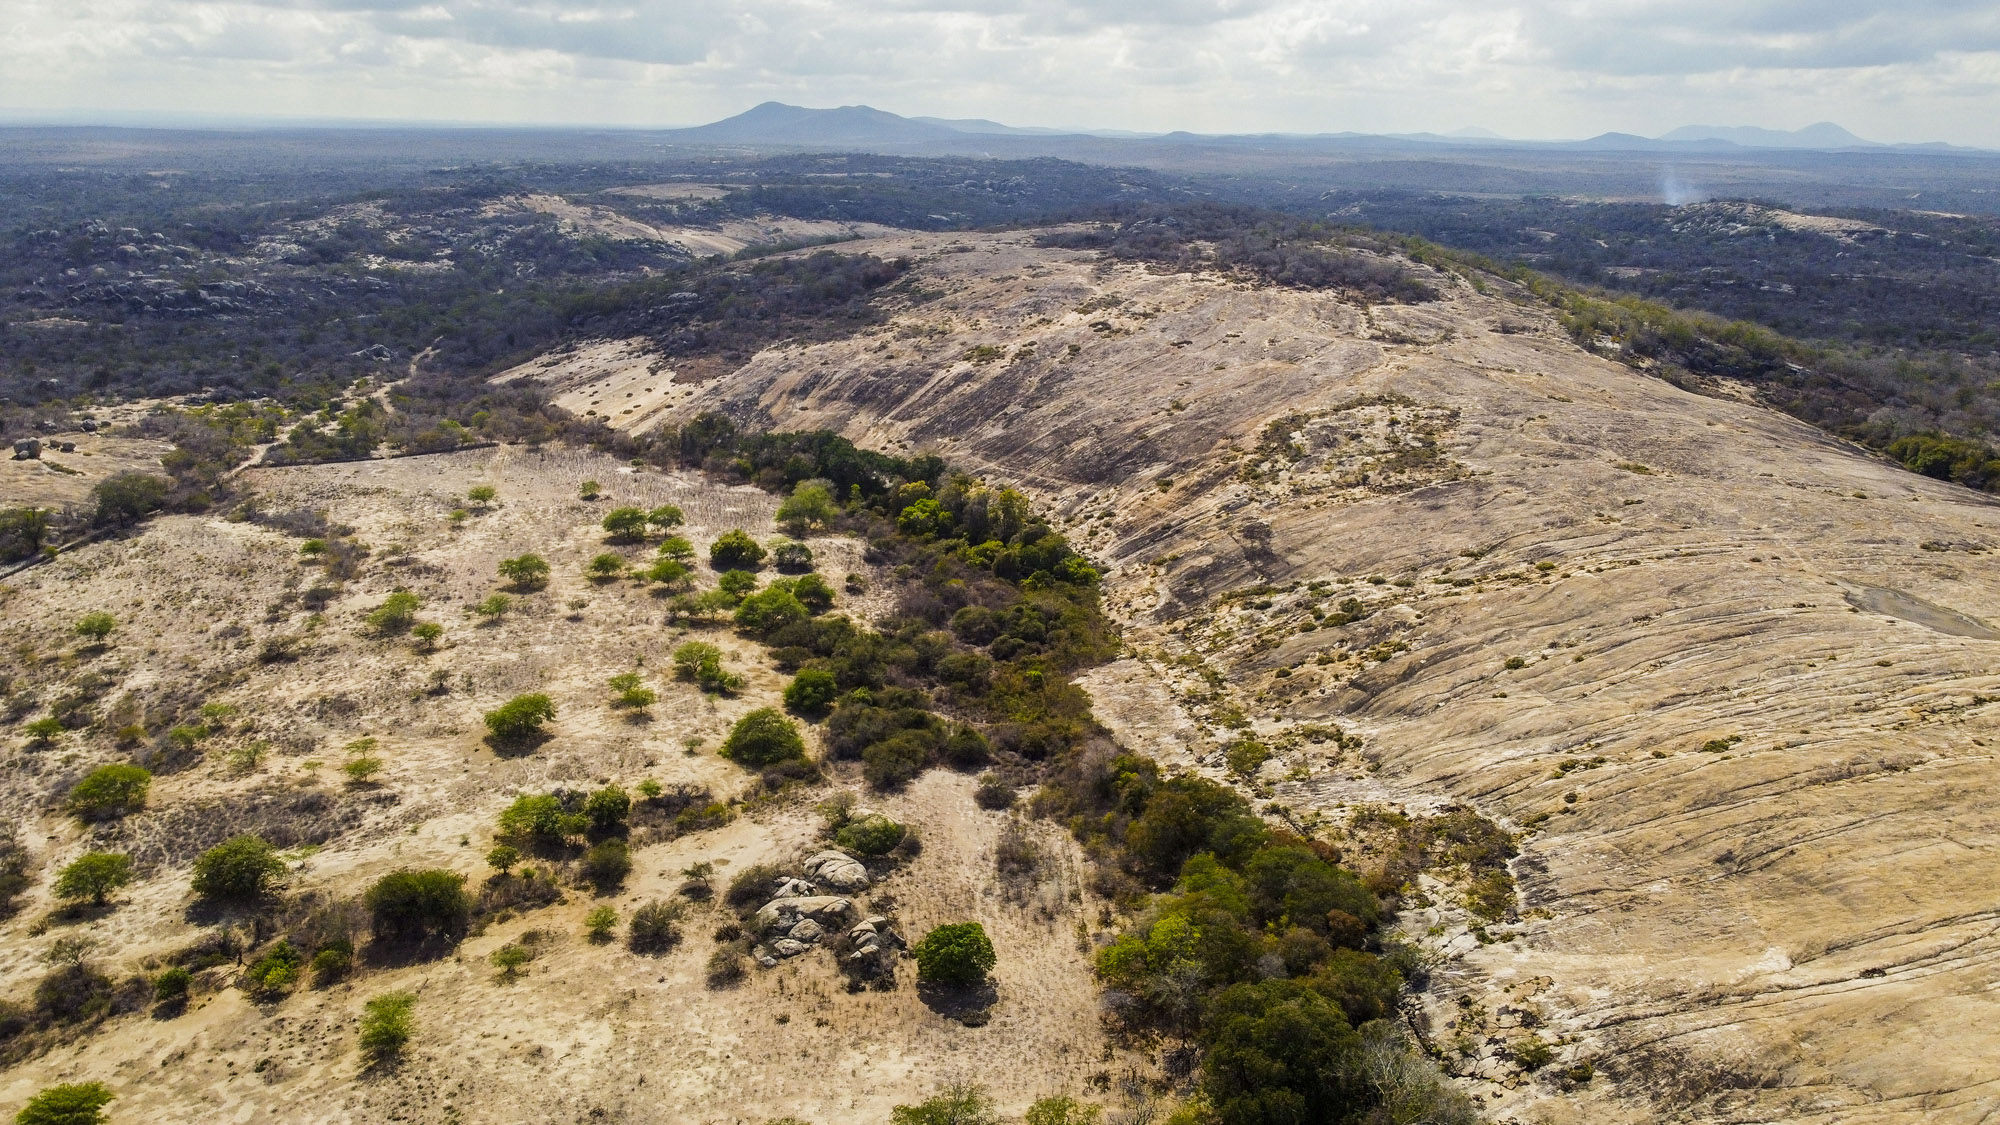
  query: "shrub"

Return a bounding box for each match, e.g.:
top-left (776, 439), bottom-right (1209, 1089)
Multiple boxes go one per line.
top-left (628, 900), bottom-right (685, 954)
top-left (497, 553), bottom-right (550, 590)
top-left (609, 673), bottom-right (655, 709)
top-left (890, 1084), bottom-right (996, 1125)
top-left (310, 944), bottom-right (353, 984)
top-left (834, 813), bottom-right (906, 856)
top-left (583, 785), bottom-right (631, 834)
top-left (411, 621), bottom-right (444, 650)
top-left (581, 839), bottom-right (632, 891)
top-left (496, 794), bottom-right (583, 849)
top-left (771, 540), bottom-right (815, 572)
top-left (672, 642), bottom-right (743, 694)
top-left (911, 922), bottom-right (996, 987)
top-left (776, 480), bottom-right (839, 533)
top-left (343, 755), bottom-right (385, 784)
top-left (365, 591), bottom-right (421, 634)
top-left (24, 717), bottom-right (63, 747)
top-left (485, 844), bottom-right (520, 873)
top-left (483, 693), bottom-right (555, 743)
top-left (153, 966), bottom-right (192, 1004)
top-left (578, 480), bottom-right (601, 500)
top-left (585, 906), bottom-right (618, 942)
top-left (65, 764), bottom-right (150, 821)
top-left (467, 485), bottom-right (498, 505)
top-left (1200, 980), bottom-right (1364, 1125)
top-left (474, 593), bottom-right (513, 620)
top-left (716, 568), bottom-right (759, 601)
top-left (53, 852), bottom-right (132, 905)
top-left (1025, 1096), bottom-right (1101, 1125)
top-left (93, 470), bottom-right (169, 525)
top-left (656, 535), bottom-right (695, 562)
top-left (863, 730), bottom-right (934, 790)
top-left (709, 529), bottom-right (766, 571)
top-left (942, 726), bottom-right (991, 769)
top-left (358, 990), bottom-right (416, 1063)
top-left (365, 869), bottom-right (470, 945)
top-left (73, 613), bottom-right (115, 644)
top-left (191, 835), bottom-right (285, 902)
top-left (14, 1083), bottom-right (114, 1125)
top-left (648, 505), bottom-right (685, 532)
top-left (586, 553), bottom-right (627, 580)
top-left (645, 557), bottom-right (691, 586)
top-left (724, 864), bottom-right (782, 912)
top-left (791, 573), bottom-right (835, 613)
top-left (706, 941), bottom-right (748, 987)
top-left (973, 775), bottom-right (1015, 810)
top-left (244, 939), bottom-right (304, 998)
top-left (734, 586), bottom-right (807, 635)
top-left (601, 507), bottom-right (649, 541)
top-left (491, 942), bottom-right (533, 977)
top-left (783, 668), bottom-right (839, 715)
top-left (721, 708), bottom-right (807, 768)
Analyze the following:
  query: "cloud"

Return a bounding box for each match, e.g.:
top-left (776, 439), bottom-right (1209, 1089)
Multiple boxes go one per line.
top-left (1, 0), bottom-right (1997, 144)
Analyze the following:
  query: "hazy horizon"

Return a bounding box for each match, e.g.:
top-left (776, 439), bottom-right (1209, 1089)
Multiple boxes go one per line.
top-left (2, 1), bottom-right (1995, 148)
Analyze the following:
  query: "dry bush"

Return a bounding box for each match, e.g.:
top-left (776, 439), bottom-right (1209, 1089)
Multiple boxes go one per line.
top-left (124, 785), bottom-right (387, 869)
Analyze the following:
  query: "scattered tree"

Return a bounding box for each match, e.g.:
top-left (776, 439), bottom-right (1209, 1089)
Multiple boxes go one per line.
top-left (608, 672), bottom-right (656, 709)
top-left (65, 764), bottom-right (150, 821)
top-left (890, 1084), bottom-right (996, 1125)
top-left (656, 535), bottom-right (695, 562)
top-left (770, 540), bottom-right (815, 572)
top-left (912, 922), bottom-right (996, 987)
top-left (342, 755), bottom-right (385, 785)
top-left (776, 480), bottom-right (839, 534)
top-left (783, 668), bottom-right (838, 715)
top-left (497, 553), bottom-right (549, 590)
top-left (358, 990), bottom-right (416, 1064)
top-left (581, 838), bottom-right (632, 891)
top-left (720, 708), bottom-right (807, 768)
top-left (485, 844), bottom-right (520, 874)
top-left (365, 869), bottom-right (470, 945)
top-left (13, 1083), bottom-right (114, 1125)
top-left (72, 612), bottom-right (115, 645)
top-left (645, 557), bottom-right (692, 586)
top-left (92, 471), bottom-right (169, 525)
top-left (627, 900), bottom-right (685, 954)
top-left (671, 642), bottom-right (743, 694)
top-left (586, 552), bottom-right (626, 581)
top-left (365, 591), bottom-right (421, 634)
top-left (24, 717), bottom-right (63, 748)
top-left (466, 485), bottom-right (498, 506)
top-left (191, 835), bottom-right (286, 903)
top-left (491, 942), bottom-right (533, 978)
top-left (474, 593), bottom-right (512, 620)
top-left (583, 785), bottom-right (632, 835)
top-left (647, 505), bottom-right (684, 532)
top-left (153, 966), bottom-right (192, 1006)
top-left (53, 853), bottom-right (132, 906)
top-left (708, 529), bottom-right (766, 571)
top-left (483, 693), bottom-right (555, 744)
top-left (601, 506), bottom-right (650, 541)
top-left (1024, 1097), bottom-right (1101, 1125)
top-left (411, 621), bottom-right (444, 651)
top-left (578, 480), bottom-right (601, 500)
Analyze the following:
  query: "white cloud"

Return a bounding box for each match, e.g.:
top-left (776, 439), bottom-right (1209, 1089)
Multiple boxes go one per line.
top-left (0, 0), bottom-right (1994, 144)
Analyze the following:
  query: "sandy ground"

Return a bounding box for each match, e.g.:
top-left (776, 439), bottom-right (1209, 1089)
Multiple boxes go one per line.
top-left (0, 444), bottom-right (1127, 1122)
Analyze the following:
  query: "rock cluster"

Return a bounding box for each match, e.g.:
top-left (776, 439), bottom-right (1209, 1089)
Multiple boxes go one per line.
top-left (745, 851), bottom-right (900, 973)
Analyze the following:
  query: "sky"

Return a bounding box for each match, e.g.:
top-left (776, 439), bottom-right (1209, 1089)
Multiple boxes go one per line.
top-left (2, 0), bottom-right (1997, 145)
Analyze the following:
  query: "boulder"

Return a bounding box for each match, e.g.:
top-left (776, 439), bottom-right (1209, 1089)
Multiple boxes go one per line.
top-left (788, 918), bottom-right (826, 943)
top-left (752, 895), bottom-right (853, 934)
top-left (802, 850), bottom-right (870, 891)
top-left (772, 877), bottom-right (816, 898)
top-left (771, 938), bottom-right (810, 958)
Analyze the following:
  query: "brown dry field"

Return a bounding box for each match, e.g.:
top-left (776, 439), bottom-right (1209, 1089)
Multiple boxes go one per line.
top-left (0, 446), bottom-right (1122, 1122)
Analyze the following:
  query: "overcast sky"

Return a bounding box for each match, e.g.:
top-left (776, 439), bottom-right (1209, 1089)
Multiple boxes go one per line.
top-left (3, 0), bottom-right (1996, 144)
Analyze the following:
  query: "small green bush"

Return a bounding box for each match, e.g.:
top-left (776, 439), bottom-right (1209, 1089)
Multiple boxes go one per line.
top-left (586, 553), bottom-right (627, 580)
top-left (791, 573), bottom-right (835, 613)
top-left (467, 485), bottom-right (497, 505)
top-left (834, 813), bottom-right (906, 857)
top-left (153, 965), bottom-right (192, 1004)
top-left (602, 506), bottom-right (649, 541)
top-left (309, 944), bottom-right (353, 984)
top-left (716, 568), bottom-right (759, 601)
top-left (491, 942), bottom-right (534, 977)
top-left (735, 586), bottom-right (807, 634)
top-left (53, 852), bottom-right (132, 905)
top-left (911, 922), bottom-right (996, 987)
top-left (582, 785), bottom-right (631, 834)
top-left (771, 540), bottom-right (815, 572)
top-left (485, 844), bottom-right (520, 873)
top-left (483, 693), bottom-right (555, 743)
top-left (708, 529), bottom-right (766, 571)
top-left (581, 839), bottom-right (632, 891)
top-left (365, 591), bottom-right (421, 634)
top-left (13, 1082), bottom-right (114, 1125)
top-left (73, 613), bottom-right (116, 644)
top-left (656, 535), bottom-right (695, 562)
top-left (358, 990), bottom-right (416, 1063)
top-left (721, 708), bottom-right (807, 768)
top-left (775, 481), bottom-right (838, 533)
top-left (890, 1084), bottom-right (995, 1125)
top-left (578, 479), bottom-right (601, 500)
top-left (645, 557), bottom-right (692, 586)
top-left (1025, 1096), bottom-right (1101, 1125)
top-left (783, 669), bottom-right (838, 715)
top-left (365, 869), bottom-right (469, 945)
top-left (671, 642), bottom-right (743, 694)
top-left (191, 835), bottom-right (285, 902)
top-left (648, 505), bottom-right (684, 531)
top-left (343, 755), bottom-right (385, 784)
top-left (585, 906), bottom-right (618, 942)
top-left (627, 900), bottom-right (685, 954)
top-left (244, 939), bottom-right (304, 998)
top-left (474, 593), bottom-right (512, 620)
top-left (65, 764), bottom-right (150, 821)
top-left (497, 553), bottom-right (549, 590)
top-left (24, 717), bottom-right (63, 747)
top-left (496, 794), bottom-right (583, 849)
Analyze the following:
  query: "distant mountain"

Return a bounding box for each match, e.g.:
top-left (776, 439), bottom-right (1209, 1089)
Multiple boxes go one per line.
top-left (672, 102), bottom-right (966, 146)
top-left (1659, 123), bottom-right (1878, 149)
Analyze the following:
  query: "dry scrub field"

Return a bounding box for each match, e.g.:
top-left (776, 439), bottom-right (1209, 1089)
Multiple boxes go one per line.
top-left (0, 446), bottom-right (1120, 1123)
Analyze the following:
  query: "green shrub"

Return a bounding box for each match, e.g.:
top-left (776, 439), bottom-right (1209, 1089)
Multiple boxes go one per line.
top-left (656, 535), bottom-right (695, 562)
top-left (911, 922), bottom-right (996, 987)
top-left (72, 613), bottom-right (115, 644)
top-left (863, 730), bottom-right (934, 790)
top-left (244, 939), bottom-right (304, 998)
top-left (365, 869), bottom-right (469, 945)
top-left (358, 990), bottom-right (416, 1063)
top-left (627, 900), bottom-right (685, 954)
top-left (645, 557), bottom-right (692, 586)
top-left (474, 593), bottom-right (513, 620)
top-left (578, 479), bottom-right (601, 500)
top-left (582, 785), bottom-right (631, 834)
top-left (671, 642), bottom-right (743, 694)
top-left (343, 754), bottom-right (385, 784)
top-left (1224, 737), bottom-right (1270, 777)
top-left (783, 668), bottom-right (838, 715)
top-left (648, 505), bottom-right (684, 531)
top-left (496, 794), bottom-right (583, 849)
top-left (491, 942), bottom-right (533, 977)
top-left (716, 568), bottom-right (759, 601)
top-left (24, 717), bottom-right (63, 746)
top-left (1025, 1096), bottom-right (1101, 1125)
top-left (191, 835), bottom-right (285, 902)
top-left (734, 586), bottom-right (807, 635)
top-left (776, 481), bottom-right (838, 533)
top-left (53, 853), bottom-right (132, 905)
top-left (65, 764), bottom-right (150, 821)
top-left (941, 726), bottom-right (991, 769)
top-left (483, 693), bottom-right (555, 743)
top-left (581, 839), bottom-right (632, 890)
top-left (834, 813), bottom-right (906, 856)
top-left (709, 529), bottom-right (766, 571)
top-left (497, 553), bottom-right (550, 590)
top-left (467, 485), bottom-right (498, 505)
top-left (309, 944), bottom-right (353, 984)
top-left (92, 471), bottom-right (169, 525)
top-left (1200, 980), bottom-right (1364, 1125)
top-left (890, 1084), bottom-right (995, 1125)
top-left (485, 844), bottom-right (520, 873)
top-left (790, 573), bottom-right (835, 613)
top-left (770, 540), bottom-right (815, 572)
top-left (365, 591), bottom-right (421, 634)
top-left (721, 708), bottom-right (806, 768)
top-left (586, 553), bottom-right (627, 580)
top-left (601, 507), bottom-right (650, 541)
top-left (973, 775), bottom-right (1015, 810)
top-left (585, 906), bottom-right (618, 942)
top-left (13, 1082), bottom-right (114, 1125)
top-left (153, 966), bottom-right (192, 1004)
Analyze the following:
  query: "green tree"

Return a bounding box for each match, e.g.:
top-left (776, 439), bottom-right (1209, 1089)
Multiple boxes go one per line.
top-left (601, 506), bottom-right (650, 541)
top-left (496, 793), bottom-right (582, 848)
top-left (497, 553), bottom-right (549, 590)
top-left (72, 613), bottom-right (115, 645)
top-left (720, 708), bottom-right (807, 768)
top-left (13, 1082), bottom-right (114, 1125)
top-left (708, 529), bottom-right (766, 571)
top-left (0, 506), bottom-right (49, 563)
top-left (153, 966), bottom-right (192, 1005)
top-left (889, 1084), bottom-right (995, 1125)
top-left (474, 593), bottom-right (512, 620)
top-left (585, 906), bottom-right (618, 942)
top-left (365, 591), bottom-right (421, 634)
top-left (65, 764), bottom-right (150, 821)
top-left (358, 990), bottom-right (416, 1063)
top-left (53, 853), bottom-right (132, 906)
top-left (783, 668), bottom-right (838, 715)
top-left (24, 717), bottom-right (63, 747)
top-left (734, 586), bottom-right (807, 635)
top-left (656, 535), bottom-right (695, 562)
top-left (342, 755), bottom-right (385, 784)
top-left (775, 481), bottom-right (839, 534)
top-left (647, 505), bottom-right (685, 532)
top-left (581, 838), bottom-right (632, 890)
top-left (411, 621), bottom-right (444, 651)
top-left (1200, 980), bottom-right (1365, 1125)
top-left (365, 869), bottom-right (469, 944)
top-left (791, 573), bottom-right (835, 613)
top-left (645, 557), bottom-right (692, 586)
top-left (483, 693), bottom-right (555, 743)
top-left (586, 552), bottom-right (627, 580)
top-left (911, 922), bottom-right (996, 987)
top-left (485, 844), bottom-right (520, 874)
top-left (191, 835), bottom-right (286, 903)
top-left (898, 498), bottom-right (949, 538)
top-left (466, 485), bottom-right (497, 505)
top-left (491, 942), bottom-right (533, 978)
top-left (582, 785), bottom-right (631, 834)
top-left (715, 568), bottom-right (758, 601)
top-left (1025, 1096), bottom-right (1102, 1125)
top-left (92, 471), bottom-right (169, 525)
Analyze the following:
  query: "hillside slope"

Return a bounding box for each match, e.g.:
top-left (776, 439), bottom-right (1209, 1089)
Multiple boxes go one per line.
top-left (632, 230), bottom-right (2000, 1123)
